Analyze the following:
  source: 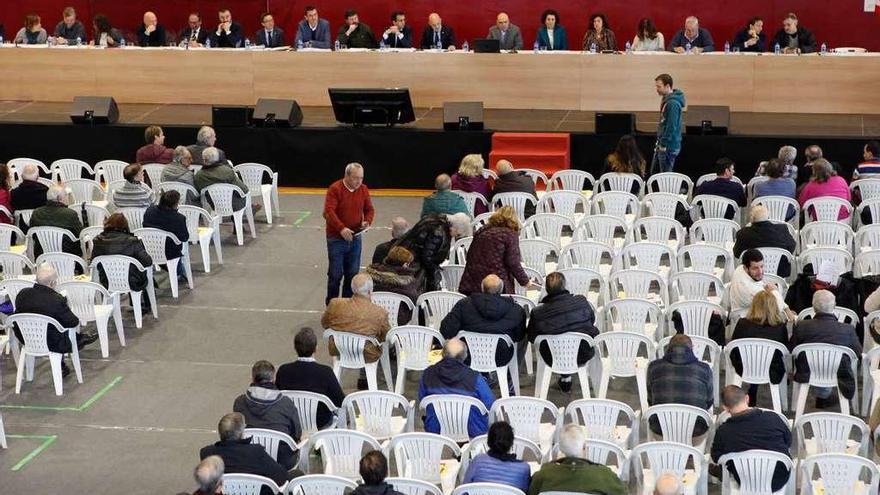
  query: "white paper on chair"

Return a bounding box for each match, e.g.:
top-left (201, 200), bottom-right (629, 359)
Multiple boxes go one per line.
top-left (816, 260), bottom-right (843, 285)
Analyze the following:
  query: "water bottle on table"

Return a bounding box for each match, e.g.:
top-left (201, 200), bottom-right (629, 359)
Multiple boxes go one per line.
top-left (296, 39), bottom-right (303, 51)
top-left (76, 36), bottom-right (81, 46)
top-left (379, 39), bottom-right (385, 51)
top-left (533, 40), bottom-right (539, 53)
top-left (685, 42), bottom-right (691, 53)
top-left (334, 39), bottom-right (340, 51)
top-left (724, 41), bottom-right (730, 54)
top-left (590, 42), bottom-right (597, 53)
top-left (119, 37), bottom-right (126, 48)
top-left (462, 40), bottom-right (468, 52)
top-left (244, 38), bottom-right (251, 49)
top-left (625, 41), bottom-right (632, 53)
top-left (820, 43), bottom-right (827, 54)
top-left (774, 42), bottom-right (780, 55)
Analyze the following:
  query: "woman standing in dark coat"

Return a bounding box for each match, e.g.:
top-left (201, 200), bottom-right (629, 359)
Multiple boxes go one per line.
top-left (729, 289), bottom-right (789, 406)
top-left (458, 206), bottom-right (531, 296)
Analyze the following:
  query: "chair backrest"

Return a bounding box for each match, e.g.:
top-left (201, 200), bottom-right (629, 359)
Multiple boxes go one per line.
top-left (668, 271), bottom-right (726, 303)
top-left (308, 428), bottom-right (382, 479)
top-left (178, 204), bottom-right (218, 240)
top-left (594, 332), bottom-right (655, 377)
top-left (665, 300), bottom-right (726, 339)
top-left (90, 255), bottom-right (147, 292)
top-left (792, 344), bottom-right (856, 387)
top-left (646, 172), bottom-right (693, 198)
top-left (64, 178), bottom-right (104, 204)
top-left (598, 172), bottom-right (644, 196)
top-left (723, 338), bottom-right (790, 384)
top-left (630, 442), bottom-right (705, 493)
top-left (222, 474), bottom-right (280, 495)
top-left (416, 291), bottom-right (466, 329)
top-left (6, 313), bottom-right (65, 355)
top-left (603, 298), bottom-right (663, 335)
top-left (56, 280), bottom-right (110, 323)
top-left (457, 331), bottom-right (515, 372)
top-left (564, 398), bottom-right (637, 447)
top-left (560, 241), bottom-right (613, 271)
top-left (386, 325), bottom-right (443, 372)
top-left (491, 192), bottom-right (536, 222)
top-left (439, 264), bottom-right (465, 292)
top-left (279, 390), bottom-right (338, 437)
top-left (323, 329), bottom-right (379, 369)
top-left (518, 168), bottom-right (549, 188)
top-left (0, 252), bottom-right (35, 278)
top-left (576, 215), bottom-right (626, 249)
top-left (340, 390), bottom-right (412, 439)
top-left (244, 428), bottom-right (296, 463)
top-left (451, 190), bottom-right (489, 217)
top-left (27, 226), bottom-right (76, 255)
top-left (794, 412), bottom-right (869, 457)
top-left (799, 453), bottom-right (879, 495)
top-left (609, 269), bottom-right (667, 305)
top-left (801, 221), bottom-right (853, 252)
top-left (202, 183), bottom-right (248, 215)
top-left (0, 278), bottom-right (34, 310)
top-left (618, 241), bottom-right (676, 273)
top-left (387, 432), bottom-right (461, 482)
top-left (51, 158), bottom-right (93, 181)
top-left (0, 223), bottom-right (25, 250)
top-left (644, 404), bottom-right (714, 446)
top-left (691, 194), bottom-right (739, 222)
top-left (642, 192), bottom-right (688, 219)
top-left (803, 196), bottom-right (852, 223)
top-left (133, 227), bottom-right (182, 264)
top-left (450, 236), bottom-right (473, 264)
top-left (371, 291), bottom-right (416, 328)
top-left (678, 243), bottom-right (733, 281)
top-left (489, 396), bottom-right (560, 445)
top-left (419, 394), bottom-right (489, 443)
top-left (8, 157), bottom-right (49, 178)
top-left (856, 250), bottom-right (880, 277)
top-left (584, 439), bottom-right (629, 477)
top-left (796, 306), bottom-right (858, 328)
top-left (141, 163), bottom-right (166, 190)
top-left (750, 195), bottom-right (799, 225)
top-left (284, 475), bottom-right (357, 495)
top-left (690, 218), bottom-right (740, 247)
top-left (519, 238), bottom-right (557, 276)
top-left (537, 191), bottom-right (587, 222)
top-left (557, 267), bottom-right (607, 307)
top-left (386, 477), bottom-right (442, 495)
top-left (158, 181), bottom-right (199, 200)
top-left (797, 247), bottom-right (853, 276)
top-left (34, 252), bottom-right (87, 282)
top-left (234, 163), bottom-right (274, 193)
top-left (590, 191), bottom-right (639, 221)
top-left (549, 170), bottom-right (595, 192)
top-left (115, 207), bottom-right (147, 232)
top-left (451, 483), bottom-right (525, 495)
top-left (104, 179), bottom-right (127, 203)
top-left (851, 178), bottom-right (880, 202)
top-left (717, 450), bottom-right (793, 495)
top-left (523, 213), bottom-right (574, 248)
top-left (631, 216), bottom-right (685, 246)
top-left (69, 202), bottom-right (110, 228)
top-left (94, 160), bottom-right (127, 184)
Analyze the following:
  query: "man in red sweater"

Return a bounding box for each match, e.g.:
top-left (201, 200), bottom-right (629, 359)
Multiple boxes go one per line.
top-left (323, 163), bottom-right (375, 305)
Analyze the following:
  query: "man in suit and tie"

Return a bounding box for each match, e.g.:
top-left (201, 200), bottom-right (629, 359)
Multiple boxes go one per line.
top-left (381, 11), bottom-right (412, 48)
top-left (210, 8), bottom-right (242, 48)
top-left (420, 12), bottom-right (456, 50)
top-left (295, 5), bottom-right (332, 49)
top-left (255, 12), bottom-right (285, 48)
top-left (180, 12), bottom-right (209, 47)
top-left (487, 13), bottom-right (523, 51)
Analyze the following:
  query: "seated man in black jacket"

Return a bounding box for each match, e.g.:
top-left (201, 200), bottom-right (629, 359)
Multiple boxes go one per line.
top-left (371, 216), bottom-right (408, 265)
top-left (143, 190), bottom-right (190, 279)
top-left (491, 160), bottom-right (537, 218)
top-left (276, 327), bottom-right (345, 430)
top-left (10, 163), bottom-right (48, 229)
top-left (732, 205), bottom-right (796, 277)
top-left (526, 271), bottom-right (599, 393)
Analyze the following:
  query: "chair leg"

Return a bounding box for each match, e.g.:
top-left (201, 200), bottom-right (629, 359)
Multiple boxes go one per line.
top-left (332, 359), bottom-right (342, 381)
top-left (394, 362), bottom-right (406, 396)
top-left (112, 295), bottom-right (125, 347)
top-left (96, 314), bottom-right (110, 358)
top-left (183, 250), bottom-right (195, 289)
top-left (509, 354), bottom-right (521, 395)
top-left (496, 367), bottom-right (510, 398)
top-left (246, 204), bottom-right (257, 239)
top-left (15, 351), bottom-right (26, 393)
top-left (261, 188), bottom-right (273, 224)
top-left (167, 259), bottom-right (180, 299)
top-left (131, 292), bottom-right (144, 329)
top-left (539, 369), bottom-right (552, 400)
top-left (198, 238), bottom-right (212, 273)
top-left (794, 383), bottom-right (810, 420)
top-left (212, 226), bottom-right (223, 264)
top-left (272, 186), bottom-right (280, 218)
top-left (233, 211), bottom-right (244, 245)
top-left (48, 353), bottom-right (63, 396)
top-left (0, 410), bottom-right (6, 448)
top-left (839, 388), bottom-right (850, 416)
top-left (636, 368), bottom-right (649, 413)
top-left (524, 342), bottom-right (534, 376)
top-left (770, 383), bottom-right (783, 415)
top-left (365, 363), bottom-right (379, 391)
top-left (146, 272), bottom-right (158, 319)
top-left (380, 351), bottom-right (393, 392)
top-left (577, 368), bottom-right (591, 399)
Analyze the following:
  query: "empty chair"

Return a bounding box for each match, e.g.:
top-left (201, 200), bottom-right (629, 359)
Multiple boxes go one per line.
top-left (158, 181), bottom-right (199, 204)
top-left (678, 243), bottom-right (734, 282)
top-left (416, 291), bottom-right (466, 329)
top-left (371, 292), bottom-right (416, 328)
top-left (452, 190), bottom-right (489, 218)
top-left (800, 222), bottom-right (853, 252)
top-left (559, 241), bottom-right (614, 275)
top-left (51, 158), bottom-right (93, 181)
top-left (9, 313), bottom-right (83, 396)
top-left (645, 404), bottom-right (714, 453)
top-left (234, 163), bottom-right (279, 223)
top-left (519, 238), bottom-right (557, 277)
top-left (802, 197), bottom-right (853, 224)
top-left (339, 390), bottom-right (413, 441)
top-left (491, 192), bottom-right (537, 223)
top-left (489, 397), bottom-right (560, 456)
top-left (57, 280), bottom-right (124, 359)
top-left (647, 172), bottom-right (694, 199)
top-left (202, 183), bottom-right (256, 245)
top-left (439, 264), bottom-right (465, 292)
top-left (94, 160), bottom-right (127, 184)
top-left (0, 223), bottom-right (26, 252)
top-left (141, 164), bottom-right (166, 193)
top-left (630, 217), bottom-right (686, 252)
top-left (857, 199), bottom-right (880, 229)
top-left (799, 453), bottom-right (879, 495)
top-left (609, 269), bottom-right (668, 307)
top-left (565, 398), bottom-right (639, 450)
top-left (533, 333), bottom-right (595, 399)
top-left (556, 267), bottom-right (608, 309)
top-left (724, 338), bottom-right (791, 414)
top-left (64, 178), bottom-right (105, 205)
top-left (536, 191), bottom-right (588, 223)
top-left (34, 252), bottom-right (86, 282)
top-left (642, 192), bottom-right (688, 219)
top-left (0, 251), bottom-right (35, 278)
top-left (793, 412), bottom-right (870, 459)
top-left (386, 432), bottom-right (462, 489)
top-left (548, 170), bottom-right (595, 193)
top-left (668, 271), bottom-right (726, 305)
top-left (792, 344), bottom-right (859, 419)
top-left (179, 204), bottom-right (223, 273)
top-left (133, 228), bottom-right (194, 298)
top-left (457, 331), bottom-right (520, 398)
top-left (522, 213), bottom-right (574, 249)
top-left (90, 255), bottom-right (158, 329)
top-left (603, 298), bottom-right (663, 339)
top-left (26, 226), bottom-right (77, 259)
top-left (665, 300), bottom-right (726, 340)
top-left (690, 218), bottom-right (739, 250)
top-left (797, 247), bottom-right (853, 276)
top-left (419, 394), bottom-right (490, 443)
top-left (386, 478), bottom-right (442, 495)
top-left (323, 329), bottom-right (392, 392)
top-left (618, 242), bottom-right (677, 277)
top-left (222, 474), bottom-right (281, 495)
top-left (591, 191), bottom-right (639, 225)
top-left (284, 475), bottom-right (357, 495)
top-left (692, 195), bottom-right (742, 226)
top-left (629, 442), bottom-right (707, 495)
top-left (576, 214), bottom-right (627, 251)
top-left (855, 250), bottom-right (880, 277)
top-left (70, 202), bottom-right (110, 228)
top-left (301, 428), bottom-right (381, 478)
top-left (279, 391), bottom-right (338, 439)
top-left (717, 450), bottom-right (793, 495)
top-left (598, 172), bottom-right (644, 197)
top-left (594, 332), bottom-right (655, 412)
top-left (851, 177), bottom-right (880, 202)
top-left (386, 325), bottom-right (443, 395)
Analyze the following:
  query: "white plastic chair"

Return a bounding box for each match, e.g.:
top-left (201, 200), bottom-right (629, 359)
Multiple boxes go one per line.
top-left (536, 190), bottom-right (589, 223)
top-left (69, 202), bottom-right (110, 228)
top-left (64, 178), bottom-right (105, 205)
top-left (603, 298), bottom-right (663, 340)
top-left (751, 196), bottom-right (800, 229)
top-left (51, 158), bottom-right (93, 181)
top-left (26, 226), bottom-right (77, 259)
top-left (631, 216), bottom-right (686, 252)
top-left (796, 307), bottom-right (858, 328)
top-left (386, 478), bottom-right (442, 495)
top-left (416, 291), bottom-right (466, 330)
top-left (558, 267), bottom-right (608, 308)
top-left (103, 179), bottom-right (126, 204)
top-left (140, 163), bottom-right (166, 193)
top-left (618, 242), bottom-right (677, 277)
top-left (302, 428), bottom-right (381, 478)
top-left (803, 197), bottom-right (853, 223)
top-left (647, 172), bottom-right (693, 199)
top-left (452, 190), bottom-right (489, 218)
top-left (0, 252), bottom-right (35, 278)
top-left (576, 214), bottom-right (627, 251)
top-left (691, 194), bottom-right (741, 224)
top-left (490, 396), bottom-right (561, 456)
top-left (0, 223), bottom-right (25, 253)
top-left (386, 325), bottom-right (443, 395)
top-left (642, 192), bottom-right (689, 219)
top-left (133, 227), bottom-right (194, 298)
top-left (0, 278), bottom-right (34, 312)
top-left (519, 238), bottom-right (557, 277)
top-left (560, 240), bottom-right (614, 274)
top-left (861, 346), bottom-right (880, 416)
top-left (856, 223), bottom-right (880, 253)
top-left (158, 181), bottom-right (199, 203)
top-left (8, 157), bottom-right (50, 181)
top-left (697, 173), bottom-right (744, 188)
top-left (222, 474), bottom-right (281, 495)
top-left (451, 483), bottom-right (525, 495)
top-left (386, 432), bottom-right (462, 487)
top-left (798, 452), bottom-right (879, 495)
top-left (284, 475), bottom-right (356, 495)
top-left (457, 331), bottom-right (520, 397)
top-left (522, 213), bottom-right (574, 249)
top-left (565, 398), bottom-right (639, 451)
top-left (90, 255), bottom-right (157, 329)
top-left (202, 183), bottom-right (256, 245)
top-left (858, 198), bottom-right (880, 230)
top-left (323, 329), bottom-right (393, 392)
top-left (665, 300), bottom-right (726, 340)
top-left (79, 225), bottom-right (103, 260)
top-left (668, 271), bottom-right (726, 305)
top-left (244, 427), bottom-right (298, 465)
top-left (793, 412), bottom-right (869, 459)
top-left (419, 394), bottom-right (489, 443)
top-left (796, 247), bottom-right (853, 277)
top-left (690, 218), bottom-right (740, 249)
top-left (724, 338), bottom-right (791, 415)
top-left (855, 250), bottom-right (880, 277)
top-left (678, 243), bottom-right (734, 282)
top-left (792, 344), bottom-right (858, 420)
top-left (549, 170), bottom-right (595, 193)
top-left (35, 252), bottom-right (86, 283)
top-left (609, 269), bottom-right (668, 307)
top-left (450, 236), bottom-right (473, 264)
top-left (800, 222), bottom-right (853, 253)
top-left (439, 265), bottom-right (465, 292)
top-left (339, 390), bottom-right (414, 441)
top-left (851, 178), bottom-right (880, 202)
top-left (644, 404), bottom-right (714, 452)
top-left (94, 160), bottom-right (127, 184)
top-left (234, 163), bottom-right (280, 223)
top-left (594, 332), bottom-right (654, 412)
top-left (658, 334), bottom-right (722, 407)
top-left (9, 313), bottom-right (83, 396)
top-left (598, 172), bottom-right (644, 197)
top-left (584, 439), bottom-right (629, 480)
top-left (591, 191), bottom-right (639, 225)
top-left (179, 204), bottom-right (223, 273)
top-left (115, 207), bottom-right (146, 232)
top-left (57, 280), bottom-right (124, 359)
top-left (630, 442), bottom-right (707, 495)
top-left (279, 390), bottom-right (338, 438)
top-left (491, 192), bottom-right (537, 223)
top-left (372, 291), bottom-right (417, 328)
top-left (717, 450), bottom-right (793, 495)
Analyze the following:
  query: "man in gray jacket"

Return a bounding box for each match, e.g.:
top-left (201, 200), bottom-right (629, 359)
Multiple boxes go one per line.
top-left (487, 13), bottom-right (523, 51)
top-left (161, 146), bottom-right (198, 204)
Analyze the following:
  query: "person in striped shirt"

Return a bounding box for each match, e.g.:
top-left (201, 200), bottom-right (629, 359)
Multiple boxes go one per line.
top-left (112, 163), bottom-right (154, 209)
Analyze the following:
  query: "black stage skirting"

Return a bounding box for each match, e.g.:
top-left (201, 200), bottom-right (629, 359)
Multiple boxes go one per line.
top-left (0, 122), bottom-right (869, 188)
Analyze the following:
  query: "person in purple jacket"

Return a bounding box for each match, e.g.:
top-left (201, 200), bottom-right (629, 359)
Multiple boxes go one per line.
top-left (451, 154), bottom-right (492, 215)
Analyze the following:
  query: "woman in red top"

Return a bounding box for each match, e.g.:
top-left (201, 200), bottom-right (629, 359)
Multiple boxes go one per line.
top-left (0, 164), bottom-right (14, 224)
top-left (798, 158), bottom-right (851, 221)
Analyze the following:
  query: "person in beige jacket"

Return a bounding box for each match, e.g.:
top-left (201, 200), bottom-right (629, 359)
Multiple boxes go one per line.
top-left (321, 273), bottom-right (390, 365)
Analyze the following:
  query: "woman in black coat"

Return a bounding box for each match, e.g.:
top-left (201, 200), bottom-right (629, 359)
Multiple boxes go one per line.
top-left (91, 213), bottom-right (153, 291)
top-left (729, 289), bottom-right (789, 406)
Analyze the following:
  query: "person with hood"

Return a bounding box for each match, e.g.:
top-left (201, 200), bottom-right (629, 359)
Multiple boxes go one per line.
top-left (351, 451), bottom-right (405, 495)
top-left (365, 246), bottom-right (423, 325)
top-left (440, 274), bottom-right (526, 369)
top-left (233, 360), bottom-right (301, 470)
top-left (91, 213), bottom-right (153, 293)
top-left (458, 207), bottom-right (532, 296)
top-left (451, 154), bottom-right (492, 215)
top-left (646, 333), bottom-right (713, 436)
top-left (394, 214), bottom-right (454, 292)
top-left (526, 272), bottom-right (599, 393)
top-left (136, 125), bottom-right (174, 164)
top-left (161, 146), bottom-right (199, 204)
top-left (491, 160), bottom-right (537, 218)
top-left (418, 338), bottom-right (494, 437)
top-left (421, 174), bottom-right (470, 218)
top-left (195, 146), bottom-right (249, 211)
top-left (650, 73), bottom-right (685, 174)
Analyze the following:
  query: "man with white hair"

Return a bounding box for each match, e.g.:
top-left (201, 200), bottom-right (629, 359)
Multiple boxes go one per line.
top-left (161, 146), bottom-right (198, 204)
top-left (790, 290), bottom-right (862, 409)
top-left (528, 424), bottom-right (626, 495)
top-left (755, 145), bottom-right (798, 181)
top-left (194, 146), bottom-right (249, 211)
top-left (491, 160), bottom-right (537, 217)
top-left (10, 163), bottom-right (49, 223)
top-left (421, 174), bottom-right (469, 218)
top-left (13, 263), bottom-right (96, 376)
top-left (668, 16), bottom-right (714, 53)
top-left (732, 205), bottom-right (796, 277)
top-left (30, 185), bottom-right (83, 256)
top-left (187, 126), bottom-right (227, 166)
top-left (371, 216), bottom-right (409, 264)
top-left (136, 11), bottom-right (166, 47)
top-left (199, 412), bottom-right (292, 488)
top-left (321, 273), bottom-right (389, 389)
top-left (770, 13), bottom-right (817, 54)
top-left (191, 455), bottom-right (224, 494)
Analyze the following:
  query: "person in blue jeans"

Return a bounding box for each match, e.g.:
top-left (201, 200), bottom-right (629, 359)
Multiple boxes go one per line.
top-left (323, 163), bottom-right (374, 305)
top-left (651, 73), bottom-right (686, 175)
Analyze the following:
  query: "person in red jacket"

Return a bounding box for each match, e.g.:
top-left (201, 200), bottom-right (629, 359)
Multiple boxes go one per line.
top-left (136, 125), bottom-right (174, 164)
top-left (323, 162), bottom-right (374, 305)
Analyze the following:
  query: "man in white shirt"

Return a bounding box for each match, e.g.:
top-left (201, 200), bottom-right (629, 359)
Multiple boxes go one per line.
top-left (730, 249), bottom-right (794, 319)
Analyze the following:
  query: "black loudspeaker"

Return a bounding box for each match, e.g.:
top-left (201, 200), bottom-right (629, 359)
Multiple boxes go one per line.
top-left (595, 112), bottom-right (635, 134)
top-left (443, 101), bottom-right (484, 130)
top-left (70, 96), bottom-right (119, 124)
top-left (685, 105), bottom-right (730, 136)
top-left (212, 106), bottom-right (252, 127)
top-left (251, 98), bottom-right (303, 128)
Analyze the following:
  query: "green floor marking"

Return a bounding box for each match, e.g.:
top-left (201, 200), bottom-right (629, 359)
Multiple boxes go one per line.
top-left (7, 434), bottom-right (58, 471)
top-left (0, 375), bottom-right (123, 412)
top-left (292, 211), bottom-right (311, 225)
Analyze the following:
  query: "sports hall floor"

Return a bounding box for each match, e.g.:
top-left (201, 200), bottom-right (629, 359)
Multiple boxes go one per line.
top-left (0, 192), bottom-right (828, 494)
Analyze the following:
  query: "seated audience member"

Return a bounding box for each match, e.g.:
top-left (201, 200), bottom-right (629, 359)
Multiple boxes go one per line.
top-left (646, 334), bottom-right (713, 436)
top-left (492, 160), bottom-right (537, 217)
top-left (755, 145), bottom-right (798, 182)
top-left (790, 290), bottom-right (861, 409)
top-left (233, 360), bottom-right (301, 470)
top-left (458, 207), bottom-right (531, 296)
top-left (91, 14), bottom-right (123, 47)
top-left (803, 144), bottom-right (824, 173)
top-left (276, 327), bottom-right (345, 429)
top-left (582, 13), bottom-right (616, 52)
top-left (14, 14), bottom-right (48, 45)
top-left (729, 290), bottom-right (789, 406)
top-left (137, 11), bottom-right (166, 47)
top-left (113, 163), bottom-right (155, 209)
top-left (536, 9), bottom-right (568, 51)
top-left (255, 13), bottom-right (285, 48)
top-left (91, 213), bottom-right (153, 293)
top-left (753, 159), bottom-right (797, 204)
top-left (143, 190), bottom-right (190, 263)
top-left (771, 13), bottom-right (817, 54)
top-left (381, 11), bottom-right (412, 48)
top-left (336, 9), bottom-right (376, 49)
top-left (11, 163), bottom-right (49, 217)
top-left (527, 271), bottom-right (599, 392)
top-left (668, 16), bottom-right (714, 53)
top-left (853, 140), bottom-right (880, 180)
top-left (488, 13), bottom-right (523, 51)
top-left (451, 154), bottom-right (491, 215)
top-left (528, 424), bottom-right (626, 495)
top-left (210, 8), bottom-right (242, 48)
top-left (694, 158), bottom-right (747, 218)
top-left (30, 186), bottom-right (83, 256)
top-left (161, 146), bottom-right (198, 204)
top-left (729, 249), bottom-right (791, 315)
top-left (199, 412), bottom-right (293, 491)
top-left (632, 17), bottom-right (664, 51)
top-left (654, 473), bottom-right (683, 495)
top-left (395, 214), bottom-right (467, 291)
top-left (352, 451), bottom-right (404, 495)
top-left (195, 147), bottom-right (249, 211)
top-left (732, 205), bottom-right (796, 277)
top-left (189, 455), bottom-right (224, 495)
top-left (711, 385), bottom-right (792, 491)
top-left (798, 158), bottom-right (851, 221)
top-left (365, 246), bottom-right (423, 325)
top-left (136, 125), bottom-right (173, 164)
top-left (731, 17), bottom-right (765, 52)
top-left (188, 126), bottom-right (227, 166)
top-left (0, 164), bottom-right (13, 223)
top-left (440, 274), bottom-right (526, 369)
top-left (181, 12), bottom-right (209, 47)
top-left (295, 6), bottom-right (332, 49)
top-left (371, 216), bottom-right (408, 264)
top-left (462, 421), bottom-right (531, 491)
top-left (421, 174), bottom-right (469, 218)
top-left (53, 7), bottom-right (86, 45)
top-left (602, 134), bottom-right (646, 195)
top-left (418, 338), bottom-right (494, 437)
top-left (14, 263), bottom-right (96, 376)
top-left (321, 273), bottom-right (390, 389)
top-left (420, 13), bottom-right (455, 50)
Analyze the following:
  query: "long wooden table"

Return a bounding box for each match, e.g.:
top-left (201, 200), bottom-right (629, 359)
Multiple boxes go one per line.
top-left (2, 45), bottom-right (879, 114)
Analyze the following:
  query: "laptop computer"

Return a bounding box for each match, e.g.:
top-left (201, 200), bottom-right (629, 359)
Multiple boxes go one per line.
top-left (473, 38), bottom-right (501, 53)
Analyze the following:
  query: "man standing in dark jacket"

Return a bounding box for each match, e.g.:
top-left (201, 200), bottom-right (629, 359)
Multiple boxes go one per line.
top-left (527, 271), bottom-right (599, 393)
top-left (732, 205), bottom-right (796, 277)
top-left (790, 290), bottom-right (862, 409)
top-left (770, 13), bottom-right (817, 54)
top-left (651, 74), bottom-right (685, 174)
top-left (276, 327), bottom-right (345, 429)
top-left (491, 160), bottom-right (537, 218)
top-left (143, 190), bottom-right (191, 263)
top-left (233, 360), bottom-right (301, 470)
top-left (646, 334), bottom-right (713, 435)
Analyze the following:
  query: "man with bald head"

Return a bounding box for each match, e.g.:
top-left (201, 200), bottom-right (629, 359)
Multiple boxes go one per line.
top-left (653, 473), bottom-right (682, 495)
top-left (488, 13), bottom-right (522, 51)
top-left (419, 338), bottom-right (495, 437)
top-left (421, 174), bottom-right (470, 218)
top-left (491, 160), bottom-right (537, 217)
top-left (732, 204), bottom-right (796, 277)
top-left (669, 16), bottom-right (714, 53)
top-left (192, 455), bottom-right (224, 494)
top-left (137, 11), bottom-right (166, 47)
top-left (10, 163), bottom-right (49, 222)
top-left (420, 13), bottom-right (456, 50)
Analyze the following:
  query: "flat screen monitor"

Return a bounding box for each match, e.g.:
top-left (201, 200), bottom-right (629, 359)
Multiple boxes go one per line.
top-left (328, 88), bottom-right (416, 126)
top-left (474, 39), bottom-right (501, 53)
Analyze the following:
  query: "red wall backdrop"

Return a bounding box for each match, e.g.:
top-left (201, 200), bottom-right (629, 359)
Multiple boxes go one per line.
top-left (3, 1), bottom-right (879, 50)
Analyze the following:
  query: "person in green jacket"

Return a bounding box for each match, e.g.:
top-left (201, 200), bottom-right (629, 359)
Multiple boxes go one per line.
top-left (30, 185), bottom-right (84, 257)
top-left (650, 73), bottom-right (686, 175)
top-left (194, 146), bottom-right (250, 211)
top-left (420, 174), bottom-right (470, 218)
top-left (528, 424), bottom-right (626, 495)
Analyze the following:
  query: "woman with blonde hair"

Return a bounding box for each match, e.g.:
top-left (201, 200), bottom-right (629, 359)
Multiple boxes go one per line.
top-left (728, 288), bottom-right (789, 406)
top-left (458, 206), bottom-right (531, 295)
top-left (451, 154), bottom-right (491, 215)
